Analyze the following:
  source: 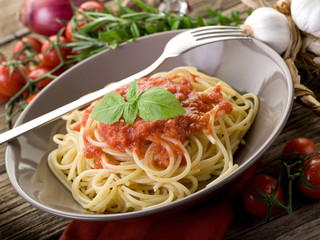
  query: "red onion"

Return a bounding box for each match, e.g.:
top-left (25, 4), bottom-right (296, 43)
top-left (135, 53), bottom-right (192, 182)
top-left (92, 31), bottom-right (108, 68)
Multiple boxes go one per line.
top-left (19, 0), bottom-right (103, 36)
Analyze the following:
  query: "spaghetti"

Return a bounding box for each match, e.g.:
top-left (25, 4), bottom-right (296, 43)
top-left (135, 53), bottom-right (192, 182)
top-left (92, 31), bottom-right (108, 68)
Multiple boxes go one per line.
top-left (48, 66), bottom-right (258, 213)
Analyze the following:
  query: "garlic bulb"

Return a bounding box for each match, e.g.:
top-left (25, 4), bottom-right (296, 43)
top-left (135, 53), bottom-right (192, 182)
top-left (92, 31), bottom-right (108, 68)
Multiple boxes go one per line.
top-left (291, 0), bottom-right (320, 38)
top-left (302, 36), bottom-right (320, 64)
top-left (302, 36), bottom-right (320, 56)
top-left (242, 7), bottom-right (291, 54)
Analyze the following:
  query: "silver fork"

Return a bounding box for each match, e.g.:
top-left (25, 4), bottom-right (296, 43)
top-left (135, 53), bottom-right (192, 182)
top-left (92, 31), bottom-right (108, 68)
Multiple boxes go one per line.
top-left (0, 26), bottom-right (250, 145)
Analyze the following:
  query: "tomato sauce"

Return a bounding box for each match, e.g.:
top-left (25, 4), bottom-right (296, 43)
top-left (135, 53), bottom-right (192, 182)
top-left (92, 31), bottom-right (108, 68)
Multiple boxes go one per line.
top-left (82, 75), bottom-right (232, 168)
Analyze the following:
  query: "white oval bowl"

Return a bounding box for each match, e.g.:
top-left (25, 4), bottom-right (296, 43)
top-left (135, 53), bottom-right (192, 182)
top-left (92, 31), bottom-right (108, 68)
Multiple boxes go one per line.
top-left (5, 30), bottom-right (293, 221)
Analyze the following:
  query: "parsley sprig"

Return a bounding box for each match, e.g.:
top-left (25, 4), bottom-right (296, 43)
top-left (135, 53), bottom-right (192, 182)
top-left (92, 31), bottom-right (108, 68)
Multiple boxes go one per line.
top-left (89, 79), bottom-right (186, 124)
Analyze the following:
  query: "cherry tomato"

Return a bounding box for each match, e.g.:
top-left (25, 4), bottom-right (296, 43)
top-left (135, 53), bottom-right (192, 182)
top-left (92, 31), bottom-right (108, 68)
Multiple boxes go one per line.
top-left (77, 1), bottom-right (105, 19)
top-left (0, 63), bottom-right (28, 97)
top-left (282, 137), bottom-right (318, 160)
top-left (33, 53), bottom-right (46, 69)
top-left (26, 92), bottom-right (38, 104)
top-left (13, 36), bottom-right (42, 62)
top-left (79, 1), bottom-right (105, 12)
top-left (297, 159), bottom-right (320, 199)
top-left (13, 36), bottom-right (42, 54)
top-left (65, 21), bottom-right (85, 42)
top-left (242, 174), bottom-right (284, 218)
top-left (0, 92), bottom-right (11, 103)
top-left (28, 68), bottom-right (52, 89)
top-left (41, 35), bottom-right (70, 69)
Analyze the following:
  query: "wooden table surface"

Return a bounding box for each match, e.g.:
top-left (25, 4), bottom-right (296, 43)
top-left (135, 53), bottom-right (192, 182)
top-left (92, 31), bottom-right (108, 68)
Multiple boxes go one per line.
top-left (1, 0), bottom-right (320, 239)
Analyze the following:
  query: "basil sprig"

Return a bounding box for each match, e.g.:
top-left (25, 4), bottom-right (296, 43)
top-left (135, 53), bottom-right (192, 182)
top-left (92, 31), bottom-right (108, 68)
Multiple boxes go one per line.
top-left (89, 79), bottom-right (186, 124)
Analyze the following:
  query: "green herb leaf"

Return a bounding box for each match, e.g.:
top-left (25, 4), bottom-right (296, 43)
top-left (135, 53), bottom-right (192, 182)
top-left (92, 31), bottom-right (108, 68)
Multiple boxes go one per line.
top-left (123, 100), bottom-right (138, 124)
top-left (134, 0), bottom-right (158, 13)
top-left (231, 10), bottom-right (240, 23)
top-left (137, 87), bottom-right (186, 121)
top-left (205, 7), bottom-right (217, 17)
top-left (145, 23), bottom-right (157, 34)
top-left (90, 92), bottom-right (125, 124)
top-left (171, 20), bottom-right (180, 30)
top-left (99, 32), bottom-right (113, 43)
top-left (197, 16), bottom-right (205, 27)
top-left (126, 79), bottom-right (139, 101)
top-left (130, 22), bottom-right (140, 38)
top-left (107, 29), bottom-right (122, 42)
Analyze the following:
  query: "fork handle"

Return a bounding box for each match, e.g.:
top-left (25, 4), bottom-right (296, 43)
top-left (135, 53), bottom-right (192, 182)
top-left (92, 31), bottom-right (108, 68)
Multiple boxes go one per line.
top-left (0, 54), bottom-right (167, 145)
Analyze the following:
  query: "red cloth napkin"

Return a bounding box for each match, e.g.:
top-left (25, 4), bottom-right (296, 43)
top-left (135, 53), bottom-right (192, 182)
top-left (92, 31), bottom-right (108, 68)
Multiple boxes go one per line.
top-left (60, 160), bottom-right (260, 240)
top-left (60, 193), bottom-right (234, 240)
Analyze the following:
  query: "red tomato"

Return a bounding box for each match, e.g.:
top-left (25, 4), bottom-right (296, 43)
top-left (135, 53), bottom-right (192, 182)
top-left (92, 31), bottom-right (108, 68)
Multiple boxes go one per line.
top-left (0, 92), bottom-right (10, 103)
top-left (28, 68), bottom-right (53, 89)
top-left (282, 137), bottom-right (318, 160)
top-left (65, 21), bottom-right (85, 42)
top-left (41, 35), bottom-right (70, 69)
top-left (0, 63), bottom-right (28, 97)
top-left (26, 92), bottom-right (38, 104)
top-left (13, 36), bottom-right (42, 62)
top-left (242, 174), bottom-right (284, 218)
top-left (13, 36), bottom-right (42, 54)
top-left (33, 53), bottom-right (46, 69)
top-left (298, 159), bottom-right (320, 199)
top-left (77, 1), bottom-right (105, 19)
top-left (79, 1), bottom-right (105, 11)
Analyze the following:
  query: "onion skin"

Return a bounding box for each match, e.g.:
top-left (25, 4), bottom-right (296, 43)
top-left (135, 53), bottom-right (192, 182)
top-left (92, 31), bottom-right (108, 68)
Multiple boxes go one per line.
top-left (19, 0), bottom-right (103, 36)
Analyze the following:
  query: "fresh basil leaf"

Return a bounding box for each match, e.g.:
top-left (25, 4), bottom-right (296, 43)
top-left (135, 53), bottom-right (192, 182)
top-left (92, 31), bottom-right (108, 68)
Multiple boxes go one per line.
top-left (126, 79), bottom-right (138, 101)
top-left (123, 100), bottom-right (138, 124)
top-left (137, 87), bottom-right (186, 121)
top-left (89, 92), bottom-right (125, 124)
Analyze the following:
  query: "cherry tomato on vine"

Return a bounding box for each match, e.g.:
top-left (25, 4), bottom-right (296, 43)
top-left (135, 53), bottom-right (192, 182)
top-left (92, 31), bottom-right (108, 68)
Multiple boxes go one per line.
top-left (76, 1), bottom-right (105, 20)
top-left (41, 35), bottom-right (70, 69)
top-left (0, 63), bottom-right (28, 97)
top-left (242, 174), bottom-right (284, 218)
top-left (65, 20), bottom-right (85, 42)
top-left (26, 92), bottom-right (38, 104)
top-left (79, 1), bottom-right (105, 12)
top-left (13, 36), bottom-right (42, 54)
top-left (28, 67), bottom-right (53, 89)
top-left (282, 137), bottom-right (318, 160)
top-left (12, 36), bottom-right (42, 61)
top-left (33, 53), bottom-right (46, 69)
top-left (0, 92), bottom-right (10, 103)
top-left (298, 159), bottom-right (320, 199)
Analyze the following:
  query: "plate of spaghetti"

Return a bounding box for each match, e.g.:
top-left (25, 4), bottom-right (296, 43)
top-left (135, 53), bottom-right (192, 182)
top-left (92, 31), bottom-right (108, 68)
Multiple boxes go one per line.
top-left (6, 30), bottom-right (293, 220)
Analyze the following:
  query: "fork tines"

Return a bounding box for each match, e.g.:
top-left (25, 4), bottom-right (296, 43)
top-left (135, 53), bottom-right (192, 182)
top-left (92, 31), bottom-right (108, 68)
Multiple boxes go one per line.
top-left (191, 26), bottom-right (250, 41)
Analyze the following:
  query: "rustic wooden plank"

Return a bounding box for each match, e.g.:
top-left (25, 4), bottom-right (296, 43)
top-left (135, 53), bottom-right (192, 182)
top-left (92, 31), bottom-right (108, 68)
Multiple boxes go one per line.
top-left (0, 0), bottom-right (26, 40)
top-left (1, 209), bottom-right (70, 240)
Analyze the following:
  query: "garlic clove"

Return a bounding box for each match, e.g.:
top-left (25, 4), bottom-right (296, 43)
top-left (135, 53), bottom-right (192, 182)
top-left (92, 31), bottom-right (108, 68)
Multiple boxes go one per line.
top-left (242, 7), bottom-right (291, 55)
top-left (314, 57), bottom-right (320, 65)
top-left (291, 0), bottom-right (320, 38)
top-left (302, 36), bottom-right (320, 56)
